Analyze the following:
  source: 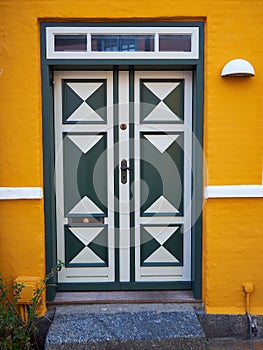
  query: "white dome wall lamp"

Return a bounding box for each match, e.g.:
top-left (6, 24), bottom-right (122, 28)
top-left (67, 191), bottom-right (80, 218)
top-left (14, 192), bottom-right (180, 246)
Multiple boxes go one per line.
top-left (221, 59), bottom-right (255, 77)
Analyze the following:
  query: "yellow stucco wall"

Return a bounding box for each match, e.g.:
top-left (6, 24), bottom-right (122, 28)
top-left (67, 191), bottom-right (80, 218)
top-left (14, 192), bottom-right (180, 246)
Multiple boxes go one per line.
top-left (0, 0), bottom-right (262, 315)
top-left (204, 199), bottom-right (263, 315)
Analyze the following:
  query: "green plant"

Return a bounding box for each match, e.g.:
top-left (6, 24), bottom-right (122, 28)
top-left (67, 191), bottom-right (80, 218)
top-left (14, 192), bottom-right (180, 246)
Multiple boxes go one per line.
top-left (0, 261), bottom-right (64, 350)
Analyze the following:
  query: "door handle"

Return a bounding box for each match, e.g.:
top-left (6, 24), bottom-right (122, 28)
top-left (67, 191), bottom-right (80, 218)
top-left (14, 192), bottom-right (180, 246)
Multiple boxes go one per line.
top-left (120, 159), bottom-right (130, 184)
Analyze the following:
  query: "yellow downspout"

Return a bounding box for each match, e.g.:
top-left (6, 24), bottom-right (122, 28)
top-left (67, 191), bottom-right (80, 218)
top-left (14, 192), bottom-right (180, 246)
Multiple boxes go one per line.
top-left (242, 283), bottom-right (254, 314)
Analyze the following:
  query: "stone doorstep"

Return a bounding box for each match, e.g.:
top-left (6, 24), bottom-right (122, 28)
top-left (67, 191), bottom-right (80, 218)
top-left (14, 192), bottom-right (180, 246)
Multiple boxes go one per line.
top-left (45, 304), bottom-right (263, 350)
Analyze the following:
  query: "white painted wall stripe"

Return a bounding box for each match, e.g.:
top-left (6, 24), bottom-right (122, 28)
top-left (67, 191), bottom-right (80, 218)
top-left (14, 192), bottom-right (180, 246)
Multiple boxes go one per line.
top-left (1, 185), bottom-right (262, 200)
top-left (0, 187), bottom-right (43, 200)
top-left (205, 185), bottom-right (263, 199)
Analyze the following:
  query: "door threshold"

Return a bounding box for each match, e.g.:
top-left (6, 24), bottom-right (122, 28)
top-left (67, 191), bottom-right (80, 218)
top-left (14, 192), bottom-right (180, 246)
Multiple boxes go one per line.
top-left (47, 290), bottom-right (201, 305)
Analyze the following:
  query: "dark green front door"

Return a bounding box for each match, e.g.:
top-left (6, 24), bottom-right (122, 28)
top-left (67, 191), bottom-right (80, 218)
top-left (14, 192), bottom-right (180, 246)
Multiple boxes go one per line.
top-left (54, 69), bottom-right (192, 290)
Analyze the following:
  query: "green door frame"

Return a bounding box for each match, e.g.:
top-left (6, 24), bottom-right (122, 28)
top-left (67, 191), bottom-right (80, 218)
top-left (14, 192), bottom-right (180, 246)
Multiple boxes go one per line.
top-left (40, 21), bottom-right (204, 301)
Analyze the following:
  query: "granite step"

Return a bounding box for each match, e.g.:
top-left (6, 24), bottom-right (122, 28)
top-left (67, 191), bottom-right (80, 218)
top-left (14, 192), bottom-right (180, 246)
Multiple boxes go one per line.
top-left (45, 303), bottom-right (206, 349)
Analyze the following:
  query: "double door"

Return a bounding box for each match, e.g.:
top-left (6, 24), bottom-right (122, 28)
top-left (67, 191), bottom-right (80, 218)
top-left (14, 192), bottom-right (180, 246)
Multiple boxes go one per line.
top-left (54, 69), bottom-right (192, 289)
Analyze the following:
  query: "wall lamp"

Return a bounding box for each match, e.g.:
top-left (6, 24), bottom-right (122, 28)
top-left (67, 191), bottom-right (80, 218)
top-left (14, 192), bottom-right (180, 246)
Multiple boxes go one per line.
top-left (221, 59), bottom-right (255, 77)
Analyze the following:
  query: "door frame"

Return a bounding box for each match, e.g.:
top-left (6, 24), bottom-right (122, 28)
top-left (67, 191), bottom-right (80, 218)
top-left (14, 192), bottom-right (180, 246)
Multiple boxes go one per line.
top-left (40, 21), bottom-right (204, 301)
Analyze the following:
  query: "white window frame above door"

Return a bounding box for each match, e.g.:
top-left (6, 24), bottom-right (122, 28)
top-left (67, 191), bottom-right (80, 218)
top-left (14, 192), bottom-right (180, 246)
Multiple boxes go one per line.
top-left (46, 26), bottom-right (199, 59)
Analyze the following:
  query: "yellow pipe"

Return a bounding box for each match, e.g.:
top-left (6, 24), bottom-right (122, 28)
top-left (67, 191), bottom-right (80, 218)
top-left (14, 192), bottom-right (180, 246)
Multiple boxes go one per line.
top-left (242, 283), bottom-right (254, 314)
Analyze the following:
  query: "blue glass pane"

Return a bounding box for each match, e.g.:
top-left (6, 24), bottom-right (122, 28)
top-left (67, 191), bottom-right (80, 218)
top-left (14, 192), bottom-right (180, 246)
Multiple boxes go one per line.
top-left (55, 35), bottom-right (87, 52)
top-left (159, 35), bottom-right (191, 52)
top-left (91, 35), bottom-right (154, 52)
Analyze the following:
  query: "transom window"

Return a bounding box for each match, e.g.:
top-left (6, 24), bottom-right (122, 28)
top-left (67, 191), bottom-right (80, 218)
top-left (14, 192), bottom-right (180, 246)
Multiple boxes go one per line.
top-left (91, 35), bottom-right (155, 52)
top-left (46, 27), bottom-right (199, 59)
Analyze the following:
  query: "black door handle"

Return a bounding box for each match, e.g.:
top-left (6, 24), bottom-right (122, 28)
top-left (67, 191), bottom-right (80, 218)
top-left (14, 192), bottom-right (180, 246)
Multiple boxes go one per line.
top-left (120, 159), bottom-right (130, 184)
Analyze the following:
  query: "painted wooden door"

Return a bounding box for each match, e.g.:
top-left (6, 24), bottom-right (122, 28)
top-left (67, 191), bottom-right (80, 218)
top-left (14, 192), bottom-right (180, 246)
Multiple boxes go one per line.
top-left (54, 70), bottom-right (192, 290)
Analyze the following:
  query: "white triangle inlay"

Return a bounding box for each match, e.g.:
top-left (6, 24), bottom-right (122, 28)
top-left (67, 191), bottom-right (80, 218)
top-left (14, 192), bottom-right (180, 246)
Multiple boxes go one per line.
top-left (70, 246), bottom-right (104, 264)
top-left (144, 134), bottom-right (179, 153)
top-left (144, 101), bottom-right (179, 122)
top-left (67, 135), bottom-right (103, 154)
top-left (144, 226), bottom-right (179, 245)
top-left (69, 227), bottom-right (104, 246)
top-left (144, 195), bottom-right (179, 214)
top-left (144, 246), bottom-right (179, 263)
top-left (67, 102), bottom-right (104, 122)
top-left (144, 82), bottom-right (180, 100)
top-left (67, 82), bottom-right (103, 101)
top-left (69, 196), bottom-right (104, 215)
